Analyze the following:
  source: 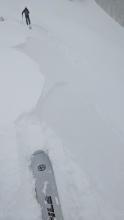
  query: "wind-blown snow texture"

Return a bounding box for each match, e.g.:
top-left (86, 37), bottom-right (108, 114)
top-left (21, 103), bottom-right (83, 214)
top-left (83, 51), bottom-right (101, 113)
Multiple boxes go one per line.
top-left (0, 0), bottom-right (124, 219)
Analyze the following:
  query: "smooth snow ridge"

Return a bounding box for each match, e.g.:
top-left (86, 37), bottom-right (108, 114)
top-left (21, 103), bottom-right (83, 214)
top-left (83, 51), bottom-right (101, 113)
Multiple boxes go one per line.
top-left (0, 20), bottom-right (43, 125)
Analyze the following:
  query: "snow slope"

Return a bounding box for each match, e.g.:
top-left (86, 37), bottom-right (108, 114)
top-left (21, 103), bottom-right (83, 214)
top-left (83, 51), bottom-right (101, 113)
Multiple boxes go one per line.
top-left (0, 20), bottom-right (43, 125)
top-left (0, 0), bottom-right (124, 219)
top-left (95, 0), bottom-right (124, 26)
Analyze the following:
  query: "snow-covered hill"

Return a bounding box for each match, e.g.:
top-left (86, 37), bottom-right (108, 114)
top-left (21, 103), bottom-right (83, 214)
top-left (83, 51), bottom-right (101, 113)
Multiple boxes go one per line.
top-left (0, 0), bottom-right (124, 219)
top-left (95, 0), bottom-right (124, 26)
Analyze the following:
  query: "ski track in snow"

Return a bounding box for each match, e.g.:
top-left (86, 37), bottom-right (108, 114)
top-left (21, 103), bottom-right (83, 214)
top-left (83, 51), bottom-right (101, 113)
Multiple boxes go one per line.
top-left (14, 20), bottom-right (112, 220)
top-left (15, 115), bottom-right (110, 220)
top-left (0, 17), bottom-right (109, 220)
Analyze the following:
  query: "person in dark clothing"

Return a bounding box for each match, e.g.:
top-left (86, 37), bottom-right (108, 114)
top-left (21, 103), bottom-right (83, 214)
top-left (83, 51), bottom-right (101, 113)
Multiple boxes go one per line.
top-left (22, 7), bottom-right (31, 26)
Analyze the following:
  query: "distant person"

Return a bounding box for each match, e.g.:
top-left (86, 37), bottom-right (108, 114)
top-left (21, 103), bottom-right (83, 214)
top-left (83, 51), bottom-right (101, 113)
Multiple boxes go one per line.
top-left (22, 7), bottom-right (31, 27)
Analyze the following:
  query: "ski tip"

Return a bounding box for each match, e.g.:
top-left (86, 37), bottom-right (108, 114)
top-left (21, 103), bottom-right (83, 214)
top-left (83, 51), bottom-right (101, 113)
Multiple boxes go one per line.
top-left (32, 150), bottom-right (47, 156)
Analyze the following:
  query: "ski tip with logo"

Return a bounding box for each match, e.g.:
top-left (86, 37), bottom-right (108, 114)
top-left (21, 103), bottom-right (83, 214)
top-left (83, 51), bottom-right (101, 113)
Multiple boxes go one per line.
top-left (31, 150), bottom-right (64, 220)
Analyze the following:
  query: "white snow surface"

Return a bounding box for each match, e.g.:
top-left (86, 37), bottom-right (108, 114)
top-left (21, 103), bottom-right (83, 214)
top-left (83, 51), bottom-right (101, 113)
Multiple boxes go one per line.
top-left (0, 21), bottom-right (43, 125)
top-left (0, 0), bottom-right (124, 219)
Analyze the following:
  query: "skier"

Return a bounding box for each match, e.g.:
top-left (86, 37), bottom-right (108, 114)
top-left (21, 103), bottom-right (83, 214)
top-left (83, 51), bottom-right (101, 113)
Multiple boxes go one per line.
top-left (22, 7), bottom-right (31, 27)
